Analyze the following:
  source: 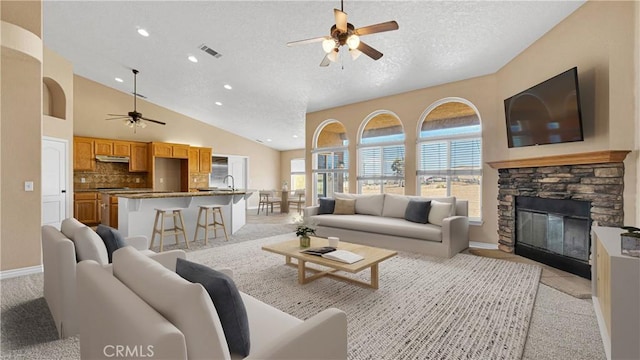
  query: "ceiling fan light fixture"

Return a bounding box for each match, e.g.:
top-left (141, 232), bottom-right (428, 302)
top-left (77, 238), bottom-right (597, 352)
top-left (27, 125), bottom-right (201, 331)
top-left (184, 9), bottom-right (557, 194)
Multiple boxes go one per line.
top-left (350, 48), bottom-right (362, 60)
top-left (322, 38), bottom-right (336, 53)
top-left (327, 49), bottom-right (339, 62)
top-left (346, 34), bottom-right (360, 49)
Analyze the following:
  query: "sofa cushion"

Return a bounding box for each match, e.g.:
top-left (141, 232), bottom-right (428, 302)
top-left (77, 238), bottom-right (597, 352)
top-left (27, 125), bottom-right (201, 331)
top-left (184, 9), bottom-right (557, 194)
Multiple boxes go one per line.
top-left (404, 200), bottom-right (431, 224)
top-left (73, 227), bottom-right (109, 265)
top-left (311, 214), bottom-right (442, 242)
top-left (335, 193), bottom-right (385, 216)
top-left (96, 225), bottom-right (126, 263)
top-left (60, 217), bottom-right (85, 239)
top-left (428, 200), bottom-right (454, 226)
top-left (382, 194), bottom-right (411, 218)
top-left (318, 198), bottom-right (336, 215)
top-left (176, 258), bottom-right (250, 357)
top-left (333, 199), bottom-right (356, 215)
top-left (113, 247), bottom-right (230, 360)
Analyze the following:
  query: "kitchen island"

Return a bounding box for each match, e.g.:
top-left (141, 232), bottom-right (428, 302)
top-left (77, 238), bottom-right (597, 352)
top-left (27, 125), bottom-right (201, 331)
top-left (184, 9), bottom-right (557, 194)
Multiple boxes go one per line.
top-left (114, 190), bottom-right (252, 243)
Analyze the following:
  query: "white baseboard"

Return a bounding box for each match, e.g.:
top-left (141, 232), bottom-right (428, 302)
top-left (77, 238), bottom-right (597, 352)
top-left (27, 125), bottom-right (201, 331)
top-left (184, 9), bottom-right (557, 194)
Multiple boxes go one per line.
top-left (469, 241), bottom-right (499, 249)
top-left (0, 265), bottom-right (43, 280)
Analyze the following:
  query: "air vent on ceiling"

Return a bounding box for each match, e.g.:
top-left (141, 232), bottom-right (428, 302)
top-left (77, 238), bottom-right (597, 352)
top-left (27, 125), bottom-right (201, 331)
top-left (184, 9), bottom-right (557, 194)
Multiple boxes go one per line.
top-left (199, 44), bottom-right (222, 58)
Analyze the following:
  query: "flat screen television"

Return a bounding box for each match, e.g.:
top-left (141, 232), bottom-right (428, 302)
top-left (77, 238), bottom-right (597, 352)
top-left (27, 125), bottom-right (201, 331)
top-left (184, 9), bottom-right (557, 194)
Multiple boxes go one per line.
top-left (504, 67), bottom-right (584, 148)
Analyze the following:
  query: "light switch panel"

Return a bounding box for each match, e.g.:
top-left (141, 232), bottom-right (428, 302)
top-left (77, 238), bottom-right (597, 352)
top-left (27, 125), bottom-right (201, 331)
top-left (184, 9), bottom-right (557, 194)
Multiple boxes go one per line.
top-left (25, 181), bottom-right (34, 192)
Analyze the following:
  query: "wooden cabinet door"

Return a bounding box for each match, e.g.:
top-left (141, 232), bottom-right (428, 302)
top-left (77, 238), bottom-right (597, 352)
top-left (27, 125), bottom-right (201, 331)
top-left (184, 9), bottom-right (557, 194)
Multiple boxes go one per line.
top-left (152, 143), bottom-right (172, 157)
top-left (129, 143), bottom-right (149, 172)
top-left (188, 148), bottom-right (200, 173)
top-left (172, 144), bottom-right (189, 159)
top-left (110, 196), bottom-right (119, 229)
top-left (74, 137), bottom-right (95, 171)
top-left (199, 147), bottom-right (212, 173)
top-left (94, 139), bottom-right (113, 156)
top-left (74, 192), bottom-right (98, 224)
top-left (113, 141), bottom-right (131, 156)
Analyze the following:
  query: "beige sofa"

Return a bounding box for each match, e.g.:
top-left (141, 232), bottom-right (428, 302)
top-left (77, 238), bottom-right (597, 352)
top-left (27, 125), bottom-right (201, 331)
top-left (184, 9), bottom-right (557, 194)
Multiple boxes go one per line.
top-left (77, 246), bottom-right (348, 359)
top-left (304, 193), bottom-right (469, 258)
top-left (41, 218), bottom-right (184, 338)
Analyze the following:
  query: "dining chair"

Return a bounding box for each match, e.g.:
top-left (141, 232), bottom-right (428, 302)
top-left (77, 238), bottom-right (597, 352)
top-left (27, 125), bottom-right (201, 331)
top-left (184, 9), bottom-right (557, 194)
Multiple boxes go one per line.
top-left (288, 189), bottom-right (306, 214)
top-left (257, 190), bottom-right (281, 215)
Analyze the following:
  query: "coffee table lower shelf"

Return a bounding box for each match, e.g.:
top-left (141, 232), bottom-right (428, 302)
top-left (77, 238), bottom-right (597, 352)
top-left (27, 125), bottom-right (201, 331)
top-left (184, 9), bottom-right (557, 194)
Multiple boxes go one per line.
top-left (284, 255), bottom-right (380, 289)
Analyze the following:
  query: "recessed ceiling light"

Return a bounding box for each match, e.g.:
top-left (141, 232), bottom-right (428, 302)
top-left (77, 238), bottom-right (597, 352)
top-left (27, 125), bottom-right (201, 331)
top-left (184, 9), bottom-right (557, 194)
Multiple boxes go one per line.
top-left (137, 28), bottom-right (149, 37)
top-left (215, 101), bottom-right (222, 106)
top-left (115, 77), bottom-right (123, 83)
top-left (224, 84), bottom-right (232, 90)
top-left (292, 135), bottom-right (298, 138)
top-left (188, 55), bottom-right (198, 63)
top-left (266, 139), bottom-right (272, 142)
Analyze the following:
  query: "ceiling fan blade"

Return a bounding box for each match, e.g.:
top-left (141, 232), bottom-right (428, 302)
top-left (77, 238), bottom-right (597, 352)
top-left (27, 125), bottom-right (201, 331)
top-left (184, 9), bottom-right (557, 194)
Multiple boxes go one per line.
top-left (107, 113), bottom-right (127, 117)
top-left (105, 116), bottom-right (130, 120)
top-left (355, 20), bottom-right (399, 36)
top-left (141, 116), bottom-right (166, 125)
top-left (287, 36), bottom-right (328, 47)
top-left (319, 54), bottom-right (331, 67)
top-left (334, 8), bottom-right (347, 33)
top-left (357, 41), bottom-right (383, 60)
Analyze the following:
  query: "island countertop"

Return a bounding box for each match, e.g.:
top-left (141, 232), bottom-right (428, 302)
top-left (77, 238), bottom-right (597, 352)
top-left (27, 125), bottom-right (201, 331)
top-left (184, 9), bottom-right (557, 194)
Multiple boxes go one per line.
top-left (115, 190), bottom-right (249, 199)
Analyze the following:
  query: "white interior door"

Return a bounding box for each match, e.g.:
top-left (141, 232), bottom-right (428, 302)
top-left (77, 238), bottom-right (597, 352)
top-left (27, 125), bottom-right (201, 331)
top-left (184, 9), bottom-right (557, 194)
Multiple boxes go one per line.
top-left (42, 138), bottom-right (68, 229)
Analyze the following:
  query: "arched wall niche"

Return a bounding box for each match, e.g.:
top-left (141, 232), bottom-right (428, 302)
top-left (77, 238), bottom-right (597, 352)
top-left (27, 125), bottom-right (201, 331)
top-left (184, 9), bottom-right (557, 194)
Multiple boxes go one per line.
top-left (42, 77), bottom-right (67, 120)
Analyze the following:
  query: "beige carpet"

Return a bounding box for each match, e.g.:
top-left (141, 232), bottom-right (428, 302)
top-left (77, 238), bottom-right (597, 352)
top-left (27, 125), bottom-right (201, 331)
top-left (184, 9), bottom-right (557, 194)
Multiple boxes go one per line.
top-left (189, 234), bottom-right (542, 360)
top-left (467, 248), bottom-right (591, 299)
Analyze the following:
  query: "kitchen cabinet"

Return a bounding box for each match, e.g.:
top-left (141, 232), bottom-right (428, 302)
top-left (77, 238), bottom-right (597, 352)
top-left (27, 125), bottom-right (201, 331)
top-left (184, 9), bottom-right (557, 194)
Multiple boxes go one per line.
top-left (151, 142), bottom-right (189, 159)
top-left (74, 137), bottom-right (95, 171)
top-left (95, 139), bottom-right (131, 157)
top-left (74, 192), bottom-right (99, 225)
top-left (129, 142), bottom-right (149, 172)
top-left (188, 147), bottom-right (212, 174)
top-left (592, 227), bottom-right (640, 360)
top-left (110, 196), bottom-right (119, 229)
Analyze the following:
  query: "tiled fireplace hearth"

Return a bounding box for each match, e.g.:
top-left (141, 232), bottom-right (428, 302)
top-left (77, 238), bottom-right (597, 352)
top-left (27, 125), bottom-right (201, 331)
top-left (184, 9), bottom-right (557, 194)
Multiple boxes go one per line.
top-left (488, 151), bottom-right (630, 278)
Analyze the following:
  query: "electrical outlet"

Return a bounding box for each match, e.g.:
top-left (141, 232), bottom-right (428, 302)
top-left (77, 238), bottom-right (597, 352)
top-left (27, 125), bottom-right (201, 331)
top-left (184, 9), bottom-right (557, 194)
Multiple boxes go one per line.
top-left (193, 178), bottom-right (197, 182)
top-left (81, 178), bottom-right (86, 183)
top-left (159, 178), bottom-right (164, 183)
top-left (135, 178), bottom-right (140, 183)
top-left (25, 181), bottom-right (34, 192)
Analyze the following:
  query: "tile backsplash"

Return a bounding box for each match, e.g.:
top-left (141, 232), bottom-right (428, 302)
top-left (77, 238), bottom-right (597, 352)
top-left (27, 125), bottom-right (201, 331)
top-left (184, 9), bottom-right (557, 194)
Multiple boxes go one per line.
top-left (74, 162), bottom-right (149, 189)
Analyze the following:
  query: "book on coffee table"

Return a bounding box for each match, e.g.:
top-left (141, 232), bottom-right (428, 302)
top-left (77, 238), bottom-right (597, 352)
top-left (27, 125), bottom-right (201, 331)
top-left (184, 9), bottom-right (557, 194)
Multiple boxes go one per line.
top-left (301, 247), bottom-right (336, 256)
top-left (321, 250), bottom-right (364, 264)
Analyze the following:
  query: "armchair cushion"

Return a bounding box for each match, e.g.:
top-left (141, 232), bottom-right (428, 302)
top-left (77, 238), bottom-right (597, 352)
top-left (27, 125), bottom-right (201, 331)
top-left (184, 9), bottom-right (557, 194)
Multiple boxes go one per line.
top-left (176, 258), bottom-right (251, 357)
top-left (96, 225), bottom-right (126, 263)
top-left (73, 226), bottom-right (109, 265)
top-left (404, 200), bottom-right (431, 224)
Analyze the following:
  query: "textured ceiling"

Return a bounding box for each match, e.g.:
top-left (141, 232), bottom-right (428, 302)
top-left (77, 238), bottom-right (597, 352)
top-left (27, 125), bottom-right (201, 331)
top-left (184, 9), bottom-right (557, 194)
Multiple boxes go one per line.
top-left (43, 1), bottom-right (584, 151)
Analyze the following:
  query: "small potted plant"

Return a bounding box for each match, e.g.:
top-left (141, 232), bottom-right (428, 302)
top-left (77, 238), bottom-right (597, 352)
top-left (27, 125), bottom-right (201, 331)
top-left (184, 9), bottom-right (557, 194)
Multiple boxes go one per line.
top-left (295, 219), bottom-right (316, 248)
top-left (621, 226), bottom-right (640, 257)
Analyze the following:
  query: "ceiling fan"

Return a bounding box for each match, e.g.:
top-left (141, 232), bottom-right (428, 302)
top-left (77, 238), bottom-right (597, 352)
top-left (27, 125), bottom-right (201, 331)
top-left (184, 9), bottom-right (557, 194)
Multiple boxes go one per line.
top-left (287, 0), bottom-right (399, 66)
top-left (105, 69), bottom-right (166, 131)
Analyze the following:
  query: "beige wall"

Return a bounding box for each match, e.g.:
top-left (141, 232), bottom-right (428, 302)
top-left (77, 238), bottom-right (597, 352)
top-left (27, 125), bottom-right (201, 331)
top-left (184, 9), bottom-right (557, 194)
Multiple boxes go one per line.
top-left (73, 75), bottom-right (281, 208)
top-left (1, 1), bottom-right (43, 271)
top-left (306, 1), bottom-right (638, 244)
top-left (636, 1), bottom-right (640, 226)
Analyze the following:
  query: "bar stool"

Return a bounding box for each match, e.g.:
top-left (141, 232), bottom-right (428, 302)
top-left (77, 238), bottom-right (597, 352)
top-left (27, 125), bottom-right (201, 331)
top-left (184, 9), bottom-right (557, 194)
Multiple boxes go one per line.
top-left (150, 207), bottom-right (189, 252)
top-left (194, 205), bottom-right (229, 244)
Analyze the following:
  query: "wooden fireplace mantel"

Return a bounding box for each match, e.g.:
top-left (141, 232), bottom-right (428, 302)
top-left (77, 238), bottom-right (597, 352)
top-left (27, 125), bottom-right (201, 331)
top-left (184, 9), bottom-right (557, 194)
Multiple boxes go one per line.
top-left (487, 150), bottom-right (631, 169)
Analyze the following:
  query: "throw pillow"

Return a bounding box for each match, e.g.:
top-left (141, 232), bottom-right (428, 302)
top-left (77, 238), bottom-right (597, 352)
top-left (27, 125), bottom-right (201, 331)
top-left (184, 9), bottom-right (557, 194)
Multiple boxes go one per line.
top-left (404, 200), bottom-right (431, 224)
top-left (96, 225), bottom-right (127, 263)
top-left (72, 226), bottom-right (109, 265)
top-left (333, 198), bottom-right (356, 215)
top-left (176, 258), bottom-right (250, 357)
top-left (318, 197), bottom-right (336, 214)
top-left (428, 200), bottom-right (454, 226)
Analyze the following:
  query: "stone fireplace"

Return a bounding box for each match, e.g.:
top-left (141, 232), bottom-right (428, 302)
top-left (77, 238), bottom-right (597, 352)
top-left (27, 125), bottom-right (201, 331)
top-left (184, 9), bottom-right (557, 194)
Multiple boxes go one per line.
top-left (489, 151), bottom-right (630, 278)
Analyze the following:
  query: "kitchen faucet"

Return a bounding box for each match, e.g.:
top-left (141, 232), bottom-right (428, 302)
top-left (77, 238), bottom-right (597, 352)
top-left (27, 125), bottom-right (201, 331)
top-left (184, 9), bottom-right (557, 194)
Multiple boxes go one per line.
top-left (223, 174), bottom-right (235, 191)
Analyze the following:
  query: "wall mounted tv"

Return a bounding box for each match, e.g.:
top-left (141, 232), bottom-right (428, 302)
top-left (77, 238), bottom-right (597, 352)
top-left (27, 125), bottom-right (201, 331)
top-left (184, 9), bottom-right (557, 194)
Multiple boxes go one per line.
top-left (504, 67), bottom-right (584, 148)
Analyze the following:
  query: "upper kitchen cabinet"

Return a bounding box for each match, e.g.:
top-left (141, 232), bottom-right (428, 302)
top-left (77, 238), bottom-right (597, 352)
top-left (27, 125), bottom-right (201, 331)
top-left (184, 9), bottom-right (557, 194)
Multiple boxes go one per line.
top-left (95, 139), bottom-right (131, 156)
top-left (188, 147), bottom-right (212, 174)
top-left (151, 142), bottom-right (189, 159)
top-left (129, 142), bottom-right (149, 172)
top-left (74, 137), bottom-right (95, 171)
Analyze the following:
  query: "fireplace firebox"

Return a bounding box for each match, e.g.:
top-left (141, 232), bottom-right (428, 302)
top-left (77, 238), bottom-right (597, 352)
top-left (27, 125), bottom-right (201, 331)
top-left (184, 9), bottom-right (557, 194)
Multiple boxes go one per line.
top-left (515, 196), bottom-right (591, 278)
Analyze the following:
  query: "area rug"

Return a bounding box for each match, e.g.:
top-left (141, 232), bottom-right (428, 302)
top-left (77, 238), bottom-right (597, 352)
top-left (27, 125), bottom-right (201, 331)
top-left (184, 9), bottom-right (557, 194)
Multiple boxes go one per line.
top-left (188, 234), bottom-right (542, 360)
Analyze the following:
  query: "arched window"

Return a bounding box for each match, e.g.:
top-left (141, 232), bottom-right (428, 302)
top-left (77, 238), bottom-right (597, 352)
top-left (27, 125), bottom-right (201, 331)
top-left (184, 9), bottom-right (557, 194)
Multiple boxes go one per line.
top-left (417, 99), bottom-right (482, 221)
top-left (312, 120), bottom-right (349, 200)
top-left (357, 111), bottom-right (405, 194)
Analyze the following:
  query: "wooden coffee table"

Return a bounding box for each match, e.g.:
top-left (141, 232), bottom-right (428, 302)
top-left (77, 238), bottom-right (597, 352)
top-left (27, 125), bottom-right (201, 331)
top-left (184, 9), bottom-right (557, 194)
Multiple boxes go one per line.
top-left (262, 236), bottom-right (397, 289)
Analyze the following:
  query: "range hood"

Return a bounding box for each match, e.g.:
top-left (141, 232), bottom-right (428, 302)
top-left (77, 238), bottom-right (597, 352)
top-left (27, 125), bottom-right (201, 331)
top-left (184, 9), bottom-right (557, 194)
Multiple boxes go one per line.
top-left (96, 155), bottom-right (130, 163)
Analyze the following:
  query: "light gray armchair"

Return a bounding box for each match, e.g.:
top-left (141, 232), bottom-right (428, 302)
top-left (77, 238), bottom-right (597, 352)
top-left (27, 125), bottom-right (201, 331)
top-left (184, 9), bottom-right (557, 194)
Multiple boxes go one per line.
top-left (42, 218), bottom-right (185, 338)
